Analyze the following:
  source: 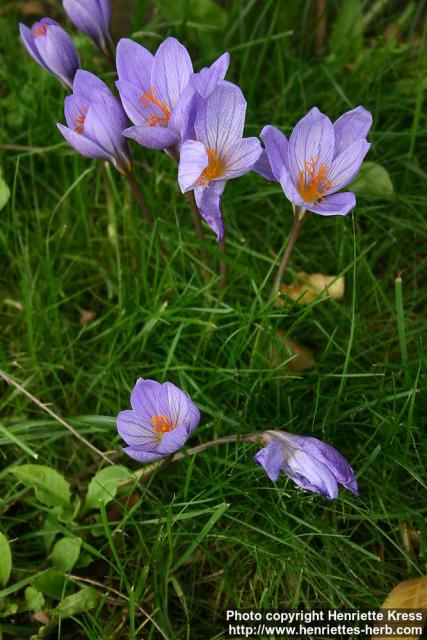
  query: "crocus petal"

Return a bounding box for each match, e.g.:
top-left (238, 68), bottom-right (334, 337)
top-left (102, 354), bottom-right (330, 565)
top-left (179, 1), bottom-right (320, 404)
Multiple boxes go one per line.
top-left (252, 150), bottom-right (276, 181)
top-left (304, 191), bottom-right (355, 216)
top-left (63, 0), bottom-right (111, 50)
top-left (195, 82), bottom-right (247, 157)
top-left (287, 107), bottom-right (334, 185)
top-left (221, 137), bottom-right (262, 180)
top-left (33, 23), bottom-right (80, 89)
top-left (151, 37), bottom-right (193, 110)
top-left (185, 396), bottom-right (201, 433)
top-left (116, 79), bottom-right (147, 127)
top-left (64, 94), bottom-right (89, 130)
top-left (116, 410), bottom-right (159, 450)
top-left (57, 123), bottom-right (110, 160)
top-left (178, 140), bottom-right (208, 192)
top-left (284, 450), bottom-right (339, 499)
top-left (194, 181), bottom-right (226, 241)
top-left (19, 23), bottom-right (51, 73)
top-left (191, 52), bottom-right (230, 98)
top-left (73, 69), bottom-right (111, 102)
top-left (123, 447), bottom-right (163, 463)
top-left (333, 106), bottom-right (372, 157)
top-left (116, 38), bottom-right (153, 92)
top-left (279, 167), bottom-right (306, 208)
top-left (327, 140), bottom-right (371, 192)
top-left (157, 382), bottom-right (189, 427)
top-left (261, 124), bottom-right (289, 181)
top-left (83, 101), bottom-right (129, 168)
top-left (158, 422), bottom-right (190, 455)
top-left (254, 440), bottom-right (285, 482)
top-left (124, 124), bottom-right (177, 150)
top-left (130, 378), bottom-right (162, 421)
top-left (169, 83), bottom-right (197, 145)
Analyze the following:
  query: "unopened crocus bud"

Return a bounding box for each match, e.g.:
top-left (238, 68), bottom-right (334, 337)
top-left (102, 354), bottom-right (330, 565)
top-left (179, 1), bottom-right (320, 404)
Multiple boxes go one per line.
top-left (19, 18), bottom-right (80, 90)
top-left (57, 70), bottom-right (130, 173)
top-left (63, 0), bottom-right (112, 54)
top-left (254, 430), bottom-right (358, 499)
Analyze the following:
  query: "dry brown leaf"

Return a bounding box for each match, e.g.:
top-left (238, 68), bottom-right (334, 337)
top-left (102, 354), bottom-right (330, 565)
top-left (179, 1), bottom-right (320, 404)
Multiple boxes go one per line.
top-left (372, 576), bottom-right (427, 639)
top-left (276, 272), bottom-right (345, 307)
top-left (266, 330), bottom-right (315, 373)
top-left (80, 310), bottom-right (96, 326)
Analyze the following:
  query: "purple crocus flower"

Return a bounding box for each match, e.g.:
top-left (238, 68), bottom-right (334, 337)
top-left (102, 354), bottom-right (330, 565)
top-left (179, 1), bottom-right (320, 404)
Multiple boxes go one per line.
top-left (57, 69), bottom-right (131, 173)
top-left (177, 82), bottom-right (262, 240)
top-left (255, 106), bottom-right (372, 216)
top-left (19, 18), bottom-right (80, 90)
top-left (254, 430), bottom-right (358, 499)
top-left (63, 0), bottom-right (112, 53)
top-left (117, 378), bottom-right (201, 462)
top-left (116, 37), bottom-right (229, 152)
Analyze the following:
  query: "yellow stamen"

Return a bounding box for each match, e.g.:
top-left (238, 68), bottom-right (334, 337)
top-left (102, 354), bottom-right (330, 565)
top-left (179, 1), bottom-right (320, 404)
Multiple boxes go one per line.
top-left (140, 86), bottom-right (171, 127)
top-left (298, 157), bottom-right (332, 203)
top-left (34, 25), bottom-right (48, 37)
top-left (151, 414), bottom-right (177, 441)
top-left (198, 148), bottom-right (224, 186)
top-left (74, 106), bottom-right (88, 135)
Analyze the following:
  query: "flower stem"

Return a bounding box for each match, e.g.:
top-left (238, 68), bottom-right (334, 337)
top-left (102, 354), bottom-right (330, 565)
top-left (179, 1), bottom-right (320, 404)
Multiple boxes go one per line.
top-left (124, 169), bottom-right (154, 229)
top-left (218, 237), bottom-right (227, 292)
top-left (270, 206), bottom-right (306, 301)
top-left (119, 433), bottom-right (261, 487)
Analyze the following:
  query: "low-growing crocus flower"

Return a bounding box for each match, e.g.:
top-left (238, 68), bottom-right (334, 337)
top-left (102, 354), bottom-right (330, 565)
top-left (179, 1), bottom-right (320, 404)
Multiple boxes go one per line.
top-left (63, 0), bottom-right (112, 53)
top-left (57, 69), bottom-right (131, 173)
top-left (254, 430), bottom-right (358, 499)
top-left (177, 82), bottom-right (262, 240)
top-left (117, 378), bottom-right (201, 462)
top-left (255, 106), bottom-right (372, 216)
top-left (116, 37), bottom-right (229, 152)
top-left (19, 18), bottom-right (80, 90)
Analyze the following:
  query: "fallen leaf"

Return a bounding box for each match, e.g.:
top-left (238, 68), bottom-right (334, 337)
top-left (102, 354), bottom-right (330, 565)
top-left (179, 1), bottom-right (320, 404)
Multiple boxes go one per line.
top-left (80, 310), bottom-right (96, 326)
top-left (266, 330), bottom-right (315, 373)
top-left (276, 272), bottom-right (345, 306)
top-left (372, 576), bottom-right (427, 639)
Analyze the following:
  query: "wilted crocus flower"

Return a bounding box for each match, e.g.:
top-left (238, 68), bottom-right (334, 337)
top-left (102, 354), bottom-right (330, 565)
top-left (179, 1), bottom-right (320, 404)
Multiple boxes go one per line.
top-left (255, 106), bottom-right (372, 216)
top-left (117, 378), bottom-right (201, 462)
top-left (57, 69), bottom-right (131, 173)
top-left (177, 82), bottom-right (262, 240)
top-left (254, 430), bottom-right (358, 499)
top-left (19, 18), bottom-right (80, 90)
top-left (63, 0), bottom-right (112, 54)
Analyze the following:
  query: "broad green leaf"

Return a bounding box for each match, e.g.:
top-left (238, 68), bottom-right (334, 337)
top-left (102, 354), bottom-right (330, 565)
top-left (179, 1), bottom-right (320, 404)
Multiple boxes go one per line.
top-left (24, 586), bottom-right (45, 612)
top-left (350, 161), bottom-right (394, 199)
top-left (9, 465), bottom-right (71, 509)
top-left (0, 599), bottom-right (18, 618)
top-left (0, 532), bottom-right (12, 586)
top-left (329, 0), bottom-right (364, 62)
top-left (86, 465), bottom-right (131, 510)
top-left (0, 169), bottom-right (10, 211)
top-left (35, 587), bottom-right (98, 638)
top-left (51, 537), bottom-right (82, 573)
top-left (34, 569), bottom-right (67, 599)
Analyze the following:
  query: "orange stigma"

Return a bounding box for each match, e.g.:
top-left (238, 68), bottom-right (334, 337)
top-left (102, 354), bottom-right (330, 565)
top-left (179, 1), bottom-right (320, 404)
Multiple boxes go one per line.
top-left (34, 25), bottom-right (48, 37)
top-left (140, 86), bottom-right (171, 127)
top-left (298, 157), bottom-right (332, 203)
top-left (198, 148), bottom-right (224, 186)
top-left (151, 414), bottom-right (177, 441)
top-left (74, 106), bottom-right (88, 134)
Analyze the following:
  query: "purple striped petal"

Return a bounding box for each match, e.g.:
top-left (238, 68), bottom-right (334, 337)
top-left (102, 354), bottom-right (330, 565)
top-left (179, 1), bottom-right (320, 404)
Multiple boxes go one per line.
top-left (195, 82), bottom-right (246, 157)
top-left (327, 140), bottom-right (371, 192)
top-left (194, 181), bottom-right (225, 241)
top-left (116, 79), bottom-right (147, 126)
top-left (63, 0), bottom-right (112, 50)
top-left (130, 379), bottom-right (162, 420)
top-left (19, 23), bottom-right (51, 73)
top-left (83, 101), bottom-right (129, 169)
top-left (151, 37), bottom-right (193, 110)
top-left (287, 107), bottom-right (334, 185)
top-left (254, 440), bottom-right (285, 482)
top-left (157, 382), bottom-right (189, 427)
top-left (116, 410), bottom-right (159, 450)
top-left (279, 167), bottom-right (306, 208)
top-left (304, 191), bottom-right (355, 216)
top-left (284, 450), bottom-right (339, 499)
top-left (221, 137), bottom-right (262, 179)
top-left (252, 150), bottom-right (276, 181)
top-left (73, 69), bottom-right (111, 102)
top-left (64, 94), bottom-right (88, 131)
top-left (333, 106), bottom-right (372, 157)
top-left (191, 52), bottom-right (230, 99)
top-left (157, 421), bottom-right (190, 455)
top-left (116, 38), bottom-right (153, 93)
top-left (186, 396), bottom-right (201, 433)
top-left (33, 22), bottom-right (80, 89)
top-left (260, 124), bottom-right (289, 181)
top-left (123, 124), bottom-right (177, 150)
top-left (57, 123), bottom-right (110, 161)
top-left (123, 447), bottom-right (163, 463)
top-left (178, 140), bottom-right (208, 192)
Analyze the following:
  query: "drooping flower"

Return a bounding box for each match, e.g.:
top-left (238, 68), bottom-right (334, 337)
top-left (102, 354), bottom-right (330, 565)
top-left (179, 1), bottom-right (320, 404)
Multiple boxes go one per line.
top-left (63, 0), bottom-right (112, 53)
top-left (57, 69), bottom-right (131, 173)
top-left (116, 37), bottom-right (229, 152)
top-left (254, 106), bottom-right (372, 216)
top-left (117, 378), bottom-right (201, 462)
top-left (177, 82), bottom-right (262, 240)
top-left (19, 18), bottom-right (80, 90)
top-left (254, 430), bottom-right (358, 499)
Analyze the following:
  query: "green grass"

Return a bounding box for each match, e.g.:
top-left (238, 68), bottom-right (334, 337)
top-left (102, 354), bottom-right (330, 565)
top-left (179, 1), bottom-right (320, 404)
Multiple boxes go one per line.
top-left (0, 0), bottom-right (426, 638)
